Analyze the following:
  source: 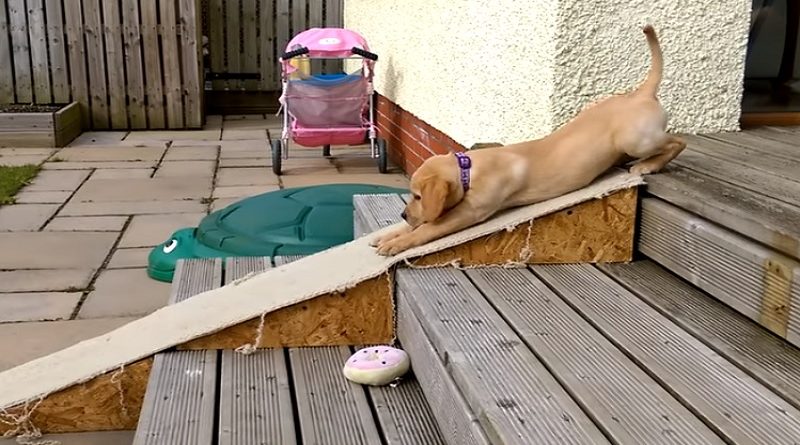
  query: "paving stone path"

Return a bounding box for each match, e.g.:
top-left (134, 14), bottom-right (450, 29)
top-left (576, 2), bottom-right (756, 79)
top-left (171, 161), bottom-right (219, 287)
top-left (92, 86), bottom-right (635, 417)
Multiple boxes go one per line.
top-left (0, 115), bottom-right (408, 444)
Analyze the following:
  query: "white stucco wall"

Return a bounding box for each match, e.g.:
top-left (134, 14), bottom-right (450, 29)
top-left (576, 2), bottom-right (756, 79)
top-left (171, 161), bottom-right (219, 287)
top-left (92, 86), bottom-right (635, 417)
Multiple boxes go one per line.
top-left (344, 0), bottom-right (559, 146)
top-left (345, 0), bottom-right (752, 147)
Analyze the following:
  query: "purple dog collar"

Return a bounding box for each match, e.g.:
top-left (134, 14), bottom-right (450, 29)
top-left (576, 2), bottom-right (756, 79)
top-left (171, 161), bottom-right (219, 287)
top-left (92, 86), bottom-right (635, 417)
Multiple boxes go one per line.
top-left (454, 152), bottom-right (471, 192)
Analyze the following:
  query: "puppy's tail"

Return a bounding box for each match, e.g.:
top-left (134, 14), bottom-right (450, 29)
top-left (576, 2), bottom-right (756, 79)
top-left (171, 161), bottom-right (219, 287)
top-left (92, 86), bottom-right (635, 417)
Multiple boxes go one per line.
top-left (636, 25), bottom-right (663, 97)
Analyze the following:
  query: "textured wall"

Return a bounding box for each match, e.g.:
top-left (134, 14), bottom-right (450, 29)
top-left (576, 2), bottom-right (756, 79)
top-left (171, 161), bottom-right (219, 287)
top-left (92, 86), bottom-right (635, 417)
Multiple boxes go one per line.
top-left (345, 1), bottom-right (751, 146)
top-left (344, 0), bottom-right (559, 146)
top-left (551, 0), bottom-right (752, 133)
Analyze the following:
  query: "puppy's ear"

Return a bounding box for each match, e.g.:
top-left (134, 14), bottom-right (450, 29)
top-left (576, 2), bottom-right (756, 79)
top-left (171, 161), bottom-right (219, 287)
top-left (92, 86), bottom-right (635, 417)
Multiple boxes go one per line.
top-left (420, 177), bottom-right (450, 222)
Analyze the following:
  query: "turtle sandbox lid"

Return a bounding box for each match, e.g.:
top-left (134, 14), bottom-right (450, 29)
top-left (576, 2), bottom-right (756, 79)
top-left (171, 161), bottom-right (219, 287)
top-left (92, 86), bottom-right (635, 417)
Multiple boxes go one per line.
top-left (0, 101), bottom-right (82, 148)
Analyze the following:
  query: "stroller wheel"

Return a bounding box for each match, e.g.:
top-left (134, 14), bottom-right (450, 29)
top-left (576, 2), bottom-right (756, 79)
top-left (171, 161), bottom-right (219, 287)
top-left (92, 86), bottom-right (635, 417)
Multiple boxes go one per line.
top-left (271, 140), bottom-right (282, 176)
top-left (322, 145), bottom-right (331, 157)
top-left (376, 138), bottom-right (388, 174)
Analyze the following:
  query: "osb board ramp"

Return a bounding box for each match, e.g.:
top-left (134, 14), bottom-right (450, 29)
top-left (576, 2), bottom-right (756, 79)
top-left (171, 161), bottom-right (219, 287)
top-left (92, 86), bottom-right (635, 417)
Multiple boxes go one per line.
top-left (181, 185), bottom-right (635, 351)
top-left (179, 264), bottom-right (394, 350)
top-left (409, 187), bottom-right (637, 267)
top-left (0, 171), bottom-right (643, 419)
top-left (0, 358), bottom-right (151, 436)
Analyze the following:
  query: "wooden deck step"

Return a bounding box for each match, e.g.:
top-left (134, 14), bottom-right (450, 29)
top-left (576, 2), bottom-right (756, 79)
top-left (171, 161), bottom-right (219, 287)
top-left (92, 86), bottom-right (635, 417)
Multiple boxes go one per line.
top-left (599, 260), bottom-right (800, 410)
top-left (702, 130), bottom-right (800, 163)
top-left (397, 267), bottom-right (610, 444)
top-left (645, 165), bottom-right (800, 260)
top-left (218, 257), bottom-right (297, 445)
top-left (275, 256), bottom-right (447, 445)
top-left (535, 264), bottom-right (800, 445)
top-left (397, 263), bottom-right (800, 444)
top-left (134, 255), bottom-right (445, 445)
top-left (353, 194), bottom-right (406, 237)
top-left (638, 197), bottom-right (800, 344)
top-left (133, 259), bottom-right (222, 445)
top-left (466, 267), bottom-right (724, 444)
top-left (671, 148), bottom-right (800, 207)
top-left (396, 291), bottom-right (490, 445)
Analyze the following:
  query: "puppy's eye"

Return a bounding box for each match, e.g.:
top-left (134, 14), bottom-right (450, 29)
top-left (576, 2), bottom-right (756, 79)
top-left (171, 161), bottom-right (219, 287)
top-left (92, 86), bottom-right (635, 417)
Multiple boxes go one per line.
top-left (412, 194), bottom-right (421, 200)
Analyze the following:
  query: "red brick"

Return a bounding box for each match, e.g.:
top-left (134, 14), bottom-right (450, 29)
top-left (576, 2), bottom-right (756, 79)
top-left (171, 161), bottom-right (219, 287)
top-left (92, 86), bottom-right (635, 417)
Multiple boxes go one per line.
top-left (375, 94), bottom-right (467, 175)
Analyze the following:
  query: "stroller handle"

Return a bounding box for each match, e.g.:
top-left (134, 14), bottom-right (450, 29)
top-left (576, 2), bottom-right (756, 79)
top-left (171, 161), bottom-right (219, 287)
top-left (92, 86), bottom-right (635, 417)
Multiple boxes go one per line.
top-left (281, 47), bottom-right (310, 60)
top-left (351, 47), bottom-right (378, 61)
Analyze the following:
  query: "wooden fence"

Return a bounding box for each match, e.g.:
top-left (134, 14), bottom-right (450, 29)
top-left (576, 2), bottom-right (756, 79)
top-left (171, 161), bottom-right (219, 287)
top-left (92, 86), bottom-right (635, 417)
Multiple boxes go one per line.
top-left (0, 0), bottom-right (203, 130)
top-left (204, 0), bottom-right (343, 92)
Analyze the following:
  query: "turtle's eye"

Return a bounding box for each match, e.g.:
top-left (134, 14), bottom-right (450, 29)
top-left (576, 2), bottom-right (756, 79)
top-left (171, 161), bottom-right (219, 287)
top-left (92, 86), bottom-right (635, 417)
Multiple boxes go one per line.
top-left (163, 239), bottom-right (178, 253)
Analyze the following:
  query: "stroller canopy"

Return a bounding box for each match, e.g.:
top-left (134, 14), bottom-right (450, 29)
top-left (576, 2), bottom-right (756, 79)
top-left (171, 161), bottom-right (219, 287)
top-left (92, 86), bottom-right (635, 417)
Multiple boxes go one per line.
top-left (283, 28), bottom-right (371, 60)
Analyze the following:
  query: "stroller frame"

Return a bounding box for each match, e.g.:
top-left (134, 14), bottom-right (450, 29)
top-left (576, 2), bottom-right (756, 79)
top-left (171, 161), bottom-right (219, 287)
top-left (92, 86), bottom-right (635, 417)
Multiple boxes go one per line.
top-left (272, 28), bottom-right (388, 175)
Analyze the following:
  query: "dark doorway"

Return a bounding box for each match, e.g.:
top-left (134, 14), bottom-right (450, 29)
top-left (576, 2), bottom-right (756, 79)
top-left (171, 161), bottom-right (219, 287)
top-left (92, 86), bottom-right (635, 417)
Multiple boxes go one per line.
top-left (741, 0), bottom-right (800, 126)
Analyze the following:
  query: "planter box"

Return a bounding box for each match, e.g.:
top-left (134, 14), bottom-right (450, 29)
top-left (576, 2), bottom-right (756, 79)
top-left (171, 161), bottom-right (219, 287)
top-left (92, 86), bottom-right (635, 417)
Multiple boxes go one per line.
top-left (0, 102), bottom-right (83, 148)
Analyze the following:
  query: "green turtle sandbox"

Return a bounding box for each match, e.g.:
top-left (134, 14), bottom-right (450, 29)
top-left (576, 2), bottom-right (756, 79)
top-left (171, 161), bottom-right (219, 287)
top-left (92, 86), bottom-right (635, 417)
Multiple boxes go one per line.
top-left (148, 183), bottom-right (407, 282)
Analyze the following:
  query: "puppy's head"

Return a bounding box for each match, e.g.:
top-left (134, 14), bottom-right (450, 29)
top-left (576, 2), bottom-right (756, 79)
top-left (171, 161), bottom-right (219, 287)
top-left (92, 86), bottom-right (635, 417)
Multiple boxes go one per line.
top-left (402, 155), bottom-right (463, 227)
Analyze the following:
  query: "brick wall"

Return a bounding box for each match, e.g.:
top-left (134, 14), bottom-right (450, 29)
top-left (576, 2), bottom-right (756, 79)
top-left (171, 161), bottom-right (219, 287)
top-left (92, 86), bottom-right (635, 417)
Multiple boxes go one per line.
top-left (375, 94), bottom-right (465, 175)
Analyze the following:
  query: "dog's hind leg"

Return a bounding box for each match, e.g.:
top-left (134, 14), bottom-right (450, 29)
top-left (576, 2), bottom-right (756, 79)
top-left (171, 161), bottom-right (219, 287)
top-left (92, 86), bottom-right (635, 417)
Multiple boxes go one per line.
top-left (629, 135), bottom-right (687, 175)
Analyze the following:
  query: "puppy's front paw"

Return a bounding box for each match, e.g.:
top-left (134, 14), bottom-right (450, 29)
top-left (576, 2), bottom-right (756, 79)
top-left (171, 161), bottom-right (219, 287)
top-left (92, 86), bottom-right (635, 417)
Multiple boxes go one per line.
top-left (376, 234), bottom-right (416, 256)
top-left (630, 163), bottom-right (656, 176)
top-left (370, 226), bottom-right (412, 248)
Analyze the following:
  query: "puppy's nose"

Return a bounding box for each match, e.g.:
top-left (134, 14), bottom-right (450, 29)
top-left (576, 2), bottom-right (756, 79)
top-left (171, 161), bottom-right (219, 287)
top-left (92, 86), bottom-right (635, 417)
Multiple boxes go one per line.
top-left (401, 211), bottom-right (407, 220)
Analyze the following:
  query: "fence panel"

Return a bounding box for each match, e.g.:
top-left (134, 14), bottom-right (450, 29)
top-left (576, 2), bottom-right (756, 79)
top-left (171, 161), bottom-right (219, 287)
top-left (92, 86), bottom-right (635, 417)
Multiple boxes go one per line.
top-left (204, 0), bottom-right (344, 92)
top-left (0, 0), bottom-right (204, 130)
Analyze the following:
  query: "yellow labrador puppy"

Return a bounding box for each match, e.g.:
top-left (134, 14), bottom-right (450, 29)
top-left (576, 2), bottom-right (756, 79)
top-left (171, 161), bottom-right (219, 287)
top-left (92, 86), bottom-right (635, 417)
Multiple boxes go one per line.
top-left (373, 25), bottom-right (684, 256)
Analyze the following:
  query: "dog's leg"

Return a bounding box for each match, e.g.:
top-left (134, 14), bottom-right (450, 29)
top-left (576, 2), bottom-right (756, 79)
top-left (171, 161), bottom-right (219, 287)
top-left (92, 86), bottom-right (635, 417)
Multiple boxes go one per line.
top-left (376, 203), bottom-right (494, 256)
top-left (369, 224), bottom-right (413, 247)
top-left (629, 135), bottom-right (686, 175)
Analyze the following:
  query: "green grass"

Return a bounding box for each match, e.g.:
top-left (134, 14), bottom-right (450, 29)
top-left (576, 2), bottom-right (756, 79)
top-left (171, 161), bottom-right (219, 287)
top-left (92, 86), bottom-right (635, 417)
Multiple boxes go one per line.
top-left (0, 164), bottom-right (41, 205)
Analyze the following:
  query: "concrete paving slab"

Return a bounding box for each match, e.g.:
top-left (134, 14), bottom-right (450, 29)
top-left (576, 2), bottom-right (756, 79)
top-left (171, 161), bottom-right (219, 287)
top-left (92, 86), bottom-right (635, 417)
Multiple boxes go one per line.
top-left (213, 185), bottom-right (279, 199)
top-left (0, 269), bottom-right (95, 293)
top-left (43, 161), bottom-right (158, 170)
top-left (279, 163), bottom-right (339, 176)
top-left (55, 146), bottom-right (165, 162)
top-left (0, 430), bottom-right (135, 445)
top-left (170, 140), bottom-right (224, 147)
top-left (24, 169), bottom-right (90, 191)
top-left (0, 232), bottom-right (116, 268)
top-left (0, 154), bottom-right (49, 166)
top-left (153, 160), bottom-right (216, 178)
top-left (0, 292), bottom-right (82, 322)
top-left (0, 317), bottom-right (135, 371)
top-left (219, 140), bottom-right (268, 152)
top-left (78, 268), bottom-right (171, 318)
top-left (281, 173), bottom-right (409, 188)
top-left (59, 200), bottom-right (207, 216)
top-left (107, 247), bottom-right (151, 269)
top-left (218, 157), bottom-right (268, 168)
top-left (221, 129), bottom-right (267, 140)
top-left (210, 197), bottom-right (240, 212)
top-left (223, 119), bottom-right (271, 129)
top-left (119, 213), bottom-right (205, 248)
top-left (124, 129), bottom-right (221, 141)
top-left (116, 139), bottom-right (169, 148)
top-left (216, 167), bottom-right (279, 186)
top-left (68, 131), bottom-right (128, 146)
top-left (14, 190), bottom-right (72, 204)
top-left (91, 168), bottom-right (154, 179)
top-left (162, 145), bottom-right (219, 161)
top-left (72, 177), bottom-right (212, 202)
top-left (45, 216), bottom-right (128, 232)
top-left (0, 148), bottom-right (57, 156)
top-left (219, 149), bottom-right (268, 159)
top-left (0, 204), bottom-right (59, 231)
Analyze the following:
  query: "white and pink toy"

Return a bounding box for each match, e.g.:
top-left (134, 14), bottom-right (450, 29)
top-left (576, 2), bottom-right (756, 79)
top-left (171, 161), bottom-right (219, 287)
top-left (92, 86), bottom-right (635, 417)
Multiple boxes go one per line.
top-left (343, 346), bottom-right (410, 386)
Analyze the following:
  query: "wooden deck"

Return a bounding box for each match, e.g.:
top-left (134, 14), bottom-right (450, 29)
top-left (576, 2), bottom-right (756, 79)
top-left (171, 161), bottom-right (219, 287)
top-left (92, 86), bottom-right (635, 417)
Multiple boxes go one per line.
top-left (26, 126), bottom-right (799, 445)
top-left (132, 257), bottom-right (446, 445)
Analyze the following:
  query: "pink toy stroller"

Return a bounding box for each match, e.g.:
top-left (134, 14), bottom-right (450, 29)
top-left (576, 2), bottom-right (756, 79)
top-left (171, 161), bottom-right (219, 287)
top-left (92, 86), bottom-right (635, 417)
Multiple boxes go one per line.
top-left (273, 28), bottom-right (388, 175)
